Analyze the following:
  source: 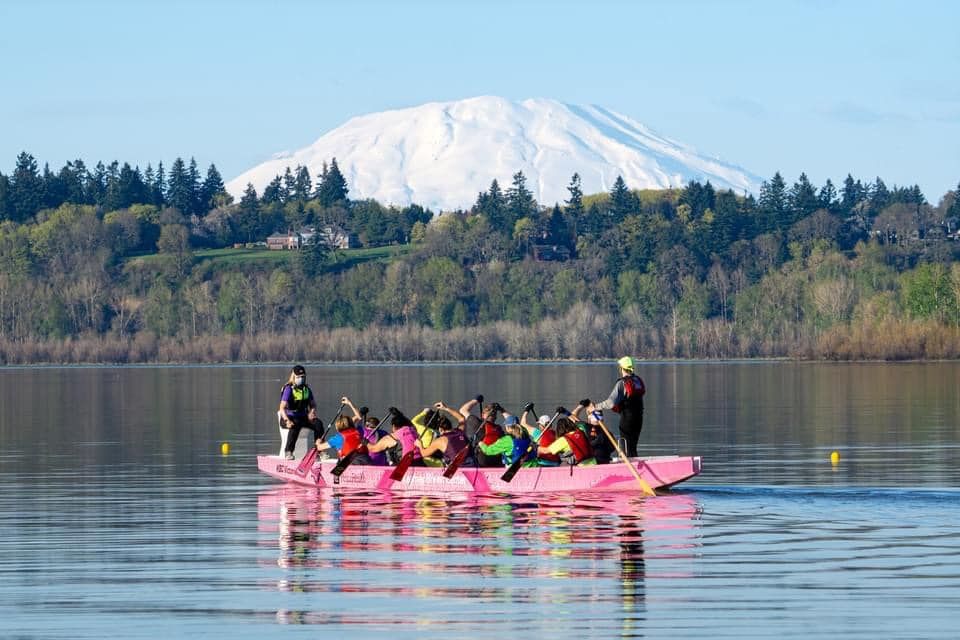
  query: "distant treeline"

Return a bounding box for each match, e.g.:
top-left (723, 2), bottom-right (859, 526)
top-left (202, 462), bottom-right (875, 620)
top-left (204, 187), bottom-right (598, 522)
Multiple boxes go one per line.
top-left (1, 150), bottom-right (960, 363)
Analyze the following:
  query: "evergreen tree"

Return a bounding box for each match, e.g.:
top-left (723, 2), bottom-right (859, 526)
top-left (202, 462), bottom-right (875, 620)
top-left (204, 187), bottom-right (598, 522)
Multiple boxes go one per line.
top-left (948, 181), bottom-right (960, 219)
top-left (565, 172), bottom-right (584, 217)
top-left (166, 157), bottom-right (193, 214)
top-left (317, 158), bottom-right (348, 206)
top-left (709, 189), bottom-right (741, 250)
top-left (199, 164), bottom-right (226, 213)
top-left (840, 174), bottom-right (865, 215)
top-left (757, 172), bottom-right (788, 232)
top-left (818, 178), bottom-right (838, 212)
top-left (0, 173), bottom-right (10, 220)
top-left (869, 177), bottom-right (890, 216)
top-left (505, 171), bottom-right (537, 231)
top-left (680, 180), bottom-right (715, 218)
top-left (152, 162), bottom-right (166, 207)
top-left (293, 165), bottom-right (312, 202)
top-left (788, 172), bottom-right (819, 222)
top-left (10, 152), bottom-right (43, 221)
top-left (187, 158), bottom-right (202, 214)
top-left (86, 161), bottom-right (107, 207)
top-left (236, 183), bottom-right (261, 242)
top-left (609, 175), bottom-right (637, 219)
top-left (474, 179), bottom-right (506, 229)
top-left (282, 167), bottom-right (296, 201)
top-left (261, 176), bottom-right (285, 205)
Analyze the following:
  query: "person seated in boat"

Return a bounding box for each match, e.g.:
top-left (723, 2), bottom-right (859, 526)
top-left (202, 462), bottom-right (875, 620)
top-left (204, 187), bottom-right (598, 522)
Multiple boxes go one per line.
top-left (571, 401), bottom-right (614, 464)
top-left (278, 364), bottom-right (319, 460)
top-left (518, 405), bottom-right (561, 466)
top-left (366, 408), bottom-right (427, 467)
top-left (458, 397), bottom-right (505, 467)
top-left (409, 407), bottom-right (441, 466)
top-left (416, 403), bottom-right (474, 466)
top-left (314, 415), bottom-right (373, 465)
top-left (477, 415), bottom-right (537, 468)
top-left (537, 411), bottom-right (597, 466)
top-left (340, 396), bottom-right (389, 466)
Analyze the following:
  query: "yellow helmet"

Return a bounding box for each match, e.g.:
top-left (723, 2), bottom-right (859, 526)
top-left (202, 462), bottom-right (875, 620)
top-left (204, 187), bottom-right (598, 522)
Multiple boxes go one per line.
top-left (617, 356), bottom-right (634, 371)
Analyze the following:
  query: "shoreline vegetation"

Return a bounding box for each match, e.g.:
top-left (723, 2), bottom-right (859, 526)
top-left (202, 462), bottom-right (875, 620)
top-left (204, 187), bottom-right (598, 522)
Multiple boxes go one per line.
top-left (2, 304), bottom-right (958, 365)
top-left (2, 152), bottom-right (960, 365)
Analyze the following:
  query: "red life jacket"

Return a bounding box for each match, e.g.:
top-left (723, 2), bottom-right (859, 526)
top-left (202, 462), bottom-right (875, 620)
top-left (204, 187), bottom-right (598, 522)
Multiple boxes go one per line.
top-left (536, 428), bottom-right (561, 463)
top-left (563, 428), bottom-right (593, 464)
top-left (481, 420), bottom-right (503, 446)
top-left (339, 428), bottom-right (368, 458)
top-left (612, 374), bottom-right (645, 414)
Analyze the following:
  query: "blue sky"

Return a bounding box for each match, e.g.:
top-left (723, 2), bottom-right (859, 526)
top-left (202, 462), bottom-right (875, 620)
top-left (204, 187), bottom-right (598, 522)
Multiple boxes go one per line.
top-left (1, 0), bottom-right (958, 201)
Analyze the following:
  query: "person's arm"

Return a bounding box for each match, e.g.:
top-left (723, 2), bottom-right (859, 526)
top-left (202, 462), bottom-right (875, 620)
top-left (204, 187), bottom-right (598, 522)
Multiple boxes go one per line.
top-left (593, 380), bottom-right (625, 412)
top-left (278, 386), bottom-right (294, 426)
top-left (458, 395), bottom-right (483, 418)
top-left (307, 387), bottom-right (318, 420)
top-left (315, 432), bottom-right (343, 453)
top-left (366, 433), bottom-right (398, 454)
top-left (478, 435), bottom-right (514, 456)
top-left (417, 434), bottom-right (447, 458)
top-left (341, 396), bottom-right (361, 421)
top-left (434, 401), bottom-right (465, 424)
top-left (539, 437), bottom-right (571, 457)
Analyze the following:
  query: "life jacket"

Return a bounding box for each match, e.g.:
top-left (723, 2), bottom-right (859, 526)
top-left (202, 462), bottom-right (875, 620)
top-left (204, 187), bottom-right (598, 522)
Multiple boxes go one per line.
top-left (281, 383), bottom-right (313, 416)
top-left (561, 428), bottom-right (593, 464)
top-left (536, 428), bottom-right (561, 463)
top-left (339, 428), bottom-right (368, 459)
top-left (611, 374), bottom-right (645, 414)
top-left (442, 429), bottom-right (469, 465)
top-left (392, 423), bottom-right (423, 460)
top-left (504, 434), bottom-right (533, 466)
top-left (481, 420), bottom-right (503, 446)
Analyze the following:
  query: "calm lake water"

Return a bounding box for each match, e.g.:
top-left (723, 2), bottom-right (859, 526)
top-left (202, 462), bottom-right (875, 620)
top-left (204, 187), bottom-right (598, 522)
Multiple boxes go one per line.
top-left (1, 362), bottom-right (959, 639)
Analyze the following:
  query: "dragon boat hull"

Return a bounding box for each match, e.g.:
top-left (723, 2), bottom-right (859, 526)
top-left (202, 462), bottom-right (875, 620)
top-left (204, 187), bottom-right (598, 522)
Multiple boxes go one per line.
top-left (257, 454), bottom-right (701, 494)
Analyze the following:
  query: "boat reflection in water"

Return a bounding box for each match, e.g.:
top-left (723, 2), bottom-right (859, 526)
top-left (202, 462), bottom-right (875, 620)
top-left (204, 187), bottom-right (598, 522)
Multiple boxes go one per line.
top-left (257, 486), bottom-right (703, 633)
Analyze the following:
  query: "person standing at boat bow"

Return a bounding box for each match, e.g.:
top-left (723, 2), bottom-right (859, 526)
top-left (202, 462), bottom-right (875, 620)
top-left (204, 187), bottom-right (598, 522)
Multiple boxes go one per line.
top-left (590, 356), bottom-right (645, 458)
top-left (278, 364), bottom-right (319, 460)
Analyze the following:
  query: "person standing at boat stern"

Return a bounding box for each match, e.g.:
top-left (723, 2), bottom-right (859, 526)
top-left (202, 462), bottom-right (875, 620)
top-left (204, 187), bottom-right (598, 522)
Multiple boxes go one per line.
top-left (591, 356), bottom-right (645, 458)
top-left (278, 364), bottom-right (319, 460)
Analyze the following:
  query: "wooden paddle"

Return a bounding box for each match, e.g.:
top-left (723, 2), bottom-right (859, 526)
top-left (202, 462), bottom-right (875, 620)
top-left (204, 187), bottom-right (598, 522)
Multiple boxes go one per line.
top-left (442, 445), bottom-right (469, 478)
top-left (297, 403), bottom-right (343, 477)
top-left (501, 406), bottom-right (560, 483)
top-left (595, 415), bottom-right (656, 497)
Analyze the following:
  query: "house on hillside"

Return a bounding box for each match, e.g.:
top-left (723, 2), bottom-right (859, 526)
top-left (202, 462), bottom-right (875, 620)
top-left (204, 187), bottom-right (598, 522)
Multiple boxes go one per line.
top-left (317, 225), bottom-right (359, 250)
top-left (266, 231), bottom-right (302, 250)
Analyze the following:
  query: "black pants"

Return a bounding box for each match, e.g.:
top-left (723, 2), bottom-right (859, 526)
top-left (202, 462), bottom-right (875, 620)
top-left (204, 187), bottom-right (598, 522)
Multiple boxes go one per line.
top-left (619, 410), bottom-right (644, 458)
top-left (283, 416), bottom-right (318, 454)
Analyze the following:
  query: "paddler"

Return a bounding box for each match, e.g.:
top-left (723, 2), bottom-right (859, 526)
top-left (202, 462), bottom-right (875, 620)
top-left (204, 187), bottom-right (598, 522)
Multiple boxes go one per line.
top-left (537, 410), bottom-right (596, 466)
top-left (416, 402), bottom-right (472, 466)
top-left (589, 356), bottom-right (645, 458)
top-left (314, 415), bottom-right (373, 464)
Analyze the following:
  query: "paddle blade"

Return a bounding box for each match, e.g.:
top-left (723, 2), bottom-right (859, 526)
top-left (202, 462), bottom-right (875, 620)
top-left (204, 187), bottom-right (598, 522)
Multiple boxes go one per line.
top-left (331, 450), bottom-right (358, 477)
top-left (295, 447), bottom-right (318, 477)
top-left (390, 451), bottom-right (415, 481)
top-left (442, 447), bottom-right (469, 479)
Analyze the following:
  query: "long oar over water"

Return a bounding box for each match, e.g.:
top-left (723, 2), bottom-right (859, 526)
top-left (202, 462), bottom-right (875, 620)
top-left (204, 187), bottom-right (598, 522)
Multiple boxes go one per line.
top-left (595, 416), bottom-right (656, 497)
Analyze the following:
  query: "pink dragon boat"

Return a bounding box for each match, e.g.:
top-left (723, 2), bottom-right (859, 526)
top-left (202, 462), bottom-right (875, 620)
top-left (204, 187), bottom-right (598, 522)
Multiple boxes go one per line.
top-left (257, 453), bottom-right (702, 494)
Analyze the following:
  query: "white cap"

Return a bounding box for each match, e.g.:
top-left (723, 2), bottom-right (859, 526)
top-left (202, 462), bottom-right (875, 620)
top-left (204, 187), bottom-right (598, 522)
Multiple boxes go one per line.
top-left (538, 415), bottom-right (550, 426)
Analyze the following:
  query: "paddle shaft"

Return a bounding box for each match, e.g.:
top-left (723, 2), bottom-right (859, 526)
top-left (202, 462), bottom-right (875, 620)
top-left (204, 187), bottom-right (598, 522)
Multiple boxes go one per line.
top-left (596, 419), bottom-right (656, 497)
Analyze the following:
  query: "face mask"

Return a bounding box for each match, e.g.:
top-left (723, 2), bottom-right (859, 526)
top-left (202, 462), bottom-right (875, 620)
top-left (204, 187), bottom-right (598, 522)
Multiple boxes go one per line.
top-left (294, 376), bottom-right (305, 386)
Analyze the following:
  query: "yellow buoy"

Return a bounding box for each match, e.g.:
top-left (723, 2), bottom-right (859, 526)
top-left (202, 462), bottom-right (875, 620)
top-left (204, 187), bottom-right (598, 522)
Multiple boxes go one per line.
top-left (830, 450), bottom-right (840, 464)
top-left (221, 442), bottom-right (230, 455)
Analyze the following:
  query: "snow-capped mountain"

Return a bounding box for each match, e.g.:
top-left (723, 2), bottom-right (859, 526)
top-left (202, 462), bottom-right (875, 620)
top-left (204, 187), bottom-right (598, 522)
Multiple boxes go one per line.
top-left (227, 96), bottom-right (761, 212)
